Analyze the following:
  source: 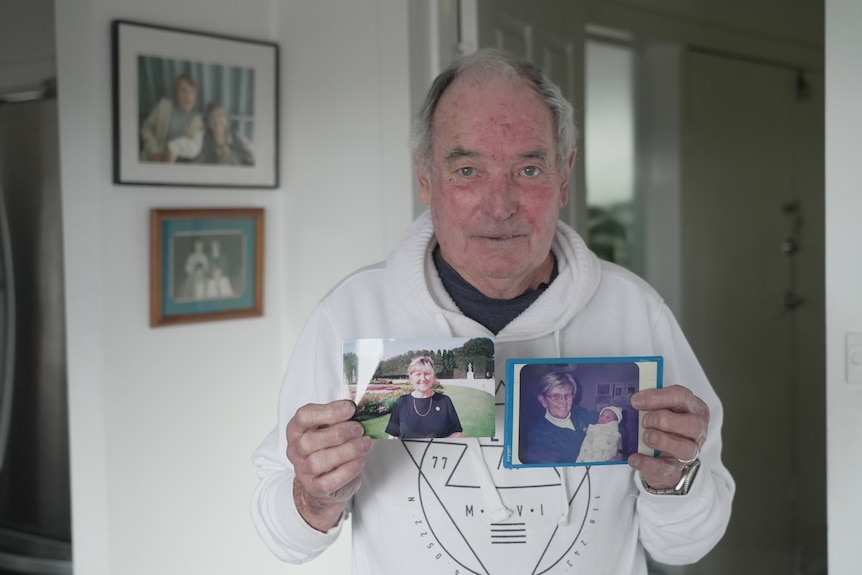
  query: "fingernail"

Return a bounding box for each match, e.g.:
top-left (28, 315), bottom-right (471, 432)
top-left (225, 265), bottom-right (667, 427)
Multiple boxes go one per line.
top-left (630, 393), bottom-right (643, 409)
top-left (343, 400), bottom-right (358, 418)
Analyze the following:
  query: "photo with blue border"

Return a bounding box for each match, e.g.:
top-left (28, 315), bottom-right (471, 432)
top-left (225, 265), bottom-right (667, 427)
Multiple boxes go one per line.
top-left (504, 356), bottom-right (663, 469)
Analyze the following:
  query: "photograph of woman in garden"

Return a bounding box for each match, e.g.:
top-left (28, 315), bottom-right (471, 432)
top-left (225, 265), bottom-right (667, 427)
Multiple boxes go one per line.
top-left (384, 356), bottom-right (464, 439)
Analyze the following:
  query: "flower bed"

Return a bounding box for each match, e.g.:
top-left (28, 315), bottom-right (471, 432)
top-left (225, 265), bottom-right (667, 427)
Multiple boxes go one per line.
top-left (352, 389), bottom-right (405, 421)
top-left (348, 381), bottom-right (447, 421)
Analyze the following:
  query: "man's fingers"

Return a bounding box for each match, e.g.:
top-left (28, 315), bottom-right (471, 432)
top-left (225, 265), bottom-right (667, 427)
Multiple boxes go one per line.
top-left (289, 418), bottom-right (365, 459)
top-left (629, 453), bottom-right (686, 490)
top-left (631, 385), bottom-right (708, 416)
top-left (288, 400), bottom-right (357, 438)
top-left (641, 409), bottom-right (708, 446)
top-left (302, 456), bottom-right (366, 502)
top-left (634, 389), bottom-right (705, 487)
top-left (289, 420), bottom-right (371, 503)
top-left (633, 385), bottom-right (710, 456)
top-left (641, 428), bottom-right (700, 462)
top-left (296, 434), bottom-right (371, 478)
top-left (285, 399), bottom-right (370, 503)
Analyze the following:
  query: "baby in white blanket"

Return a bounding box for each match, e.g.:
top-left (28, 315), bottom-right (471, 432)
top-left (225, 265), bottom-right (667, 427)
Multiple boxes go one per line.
top-left (577, 406), bottom-right (623, 462)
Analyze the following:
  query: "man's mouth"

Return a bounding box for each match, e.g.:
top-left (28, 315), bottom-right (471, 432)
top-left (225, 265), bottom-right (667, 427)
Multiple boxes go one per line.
top-left (476, 233), bottom-right (525, 241)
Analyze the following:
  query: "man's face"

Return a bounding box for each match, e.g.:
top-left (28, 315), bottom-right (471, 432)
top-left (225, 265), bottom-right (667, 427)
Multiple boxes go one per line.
top-left (418, 74), bottom-right (575, 299)
top-left (539, 386), bottom-right (574, 420)
top-left (175, 79), bottom-right (197, 112)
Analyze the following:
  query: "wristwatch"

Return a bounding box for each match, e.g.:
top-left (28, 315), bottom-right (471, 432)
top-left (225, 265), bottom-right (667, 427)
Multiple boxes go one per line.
top-left (642, 459), bottom-right (701, 495)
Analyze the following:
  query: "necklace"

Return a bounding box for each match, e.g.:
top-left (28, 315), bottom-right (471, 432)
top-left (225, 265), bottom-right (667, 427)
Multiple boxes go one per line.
top-left (413, 395), bottom-right (433, 417)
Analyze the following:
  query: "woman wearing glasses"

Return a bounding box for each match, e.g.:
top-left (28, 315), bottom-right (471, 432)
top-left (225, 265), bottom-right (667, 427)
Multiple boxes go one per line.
top-left (522, 371), bottom-right (598, 464)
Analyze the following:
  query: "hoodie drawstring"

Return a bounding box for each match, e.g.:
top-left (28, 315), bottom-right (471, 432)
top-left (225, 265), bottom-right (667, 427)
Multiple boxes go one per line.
top-left (468, 438), bottom-right (512, 522)
top-left (558, 470), bottom-right (571, 525)
top-left (434, 313), bottom-right (453, 337)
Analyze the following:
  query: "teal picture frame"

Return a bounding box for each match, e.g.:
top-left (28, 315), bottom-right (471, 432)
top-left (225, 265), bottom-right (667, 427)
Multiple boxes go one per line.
top-left (150, 207), bottom-right (264, 326)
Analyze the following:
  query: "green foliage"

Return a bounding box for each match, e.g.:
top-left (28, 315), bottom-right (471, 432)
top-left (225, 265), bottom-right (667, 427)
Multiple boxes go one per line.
top-left (363, 337), bottom-right (495, 379)
top-left (458, 337), bottom-right (494, 359)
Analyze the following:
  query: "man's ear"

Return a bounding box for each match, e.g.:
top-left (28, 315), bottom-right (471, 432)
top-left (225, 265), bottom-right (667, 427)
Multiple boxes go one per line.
top-left (416, 160), bottom-right (432, 205)
top-left (559, 149), bottom-right (578, 207)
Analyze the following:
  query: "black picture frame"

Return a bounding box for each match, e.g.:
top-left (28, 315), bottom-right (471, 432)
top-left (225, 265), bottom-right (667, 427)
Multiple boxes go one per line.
top-left (112, 20), bottom-right (279, 188)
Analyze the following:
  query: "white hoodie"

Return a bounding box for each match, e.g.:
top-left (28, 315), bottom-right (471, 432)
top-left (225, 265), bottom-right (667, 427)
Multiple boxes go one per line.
top-left (251, 211), bottom-right (734, 574)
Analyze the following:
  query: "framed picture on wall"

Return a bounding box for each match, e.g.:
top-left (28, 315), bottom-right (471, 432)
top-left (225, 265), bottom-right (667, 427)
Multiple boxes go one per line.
top-left (112, 20), bottom-right (279, 187)
top-left (150, 208), bottom-right (264, 326)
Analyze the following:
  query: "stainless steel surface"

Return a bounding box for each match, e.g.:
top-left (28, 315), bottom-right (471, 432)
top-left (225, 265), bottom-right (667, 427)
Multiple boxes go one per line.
top-left (0, 175), bottom-right (14, 474)
top-left (0, 96), bottom-right (72, 574)
top-left (0, 528), bottom-right (70, 574)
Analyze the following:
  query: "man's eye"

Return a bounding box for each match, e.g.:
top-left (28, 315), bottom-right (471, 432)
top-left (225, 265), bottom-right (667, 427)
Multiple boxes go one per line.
top-left (458, 167), bottom-right (476, 177)
top-left (521, 166), bottom-right (541, 177)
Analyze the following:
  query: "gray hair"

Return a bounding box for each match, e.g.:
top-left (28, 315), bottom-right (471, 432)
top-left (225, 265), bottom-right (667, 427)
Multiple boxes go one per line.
top-left (536, 370), bottom-right (578, 398)
top-left (411, 48), bottom-right (578, 179)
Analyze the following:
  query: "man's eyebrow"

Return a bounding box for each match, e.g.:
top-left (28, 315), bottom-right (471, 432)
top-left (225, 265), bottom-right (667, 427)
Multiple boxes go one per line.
top-left (520, 149), bottom-right (551, 164)
top-left (443, 147), bottom-right (551, 164)
top-left (444, 147), bottom-right (480, 162)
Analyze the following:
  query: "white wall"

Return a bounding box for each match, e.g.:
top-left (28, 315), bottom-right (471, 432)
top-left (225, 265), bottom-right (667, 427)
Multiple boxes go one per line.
top-left (54, 1), bottom-right (411, 574)
top-left (825, 2), bottom-right (862, 574)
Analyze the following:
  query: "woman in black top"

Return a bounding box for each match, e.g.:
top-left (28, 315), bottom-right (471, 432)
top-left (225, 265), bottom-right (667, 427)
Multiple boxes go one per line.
top-left (385, 356), bottom-right (463, 439)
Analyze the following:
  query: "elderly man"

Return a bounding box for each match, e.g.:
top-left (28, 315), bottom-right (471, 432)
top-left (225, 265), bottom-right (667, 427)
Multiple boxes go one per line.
top-left (252, 49), bottom-right (734, 574)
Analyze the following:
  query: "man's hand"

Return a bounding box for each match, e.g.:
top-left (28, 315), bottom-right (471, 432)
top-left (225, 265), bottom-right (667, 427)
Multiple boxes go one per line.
top-left (627, 385), bottom-right (709, 490)
top-left (286, 400), bottom-right (372, 531)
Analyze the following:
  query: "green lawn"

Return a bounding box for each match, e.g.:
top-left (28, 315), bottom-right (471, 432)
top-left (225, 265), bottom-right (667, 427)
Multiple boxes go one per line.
top-left (362, 385), bottom-right (495, 439)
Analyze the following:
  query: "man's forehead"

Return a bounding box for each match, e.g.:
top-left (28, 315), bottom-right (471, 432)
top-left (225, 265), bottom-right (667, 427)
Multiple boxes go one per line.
top-left (431, 74), bottom-right (556, 155)
top-left (434, 73), bottom-right (548, 111)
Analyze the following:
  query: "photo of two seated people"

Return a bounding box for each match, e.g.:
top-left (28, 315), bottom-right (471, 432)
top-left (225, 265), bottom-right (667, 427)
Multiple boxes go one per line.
top-left (137, 55), bottom-right (255, 167)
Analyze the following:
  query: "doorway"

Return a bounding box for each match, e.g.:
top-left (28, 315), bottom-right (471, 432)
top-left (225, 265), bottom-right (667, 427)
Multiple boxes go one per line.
top-left (680, 49), bottom-right (825, 574)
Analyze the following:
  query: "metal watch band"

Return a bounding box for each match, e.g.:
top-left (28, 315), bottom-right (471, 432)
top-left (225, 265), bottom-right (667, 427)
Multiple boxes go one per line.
top-left (642, 459), bottom-right (702, 495)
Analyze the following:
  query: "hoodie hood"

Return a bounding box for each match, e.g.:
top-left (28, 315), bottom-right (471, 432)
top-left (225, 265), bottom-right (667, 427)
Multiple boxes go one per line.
top-left (388, 210), bottom-right (603, 341)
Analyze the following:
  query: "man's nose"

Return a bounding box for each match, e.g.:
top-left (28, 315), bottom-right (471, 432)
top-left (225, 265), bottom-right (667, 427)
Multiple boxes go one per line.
top-left (483, 174), bottom-right (517, 219)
